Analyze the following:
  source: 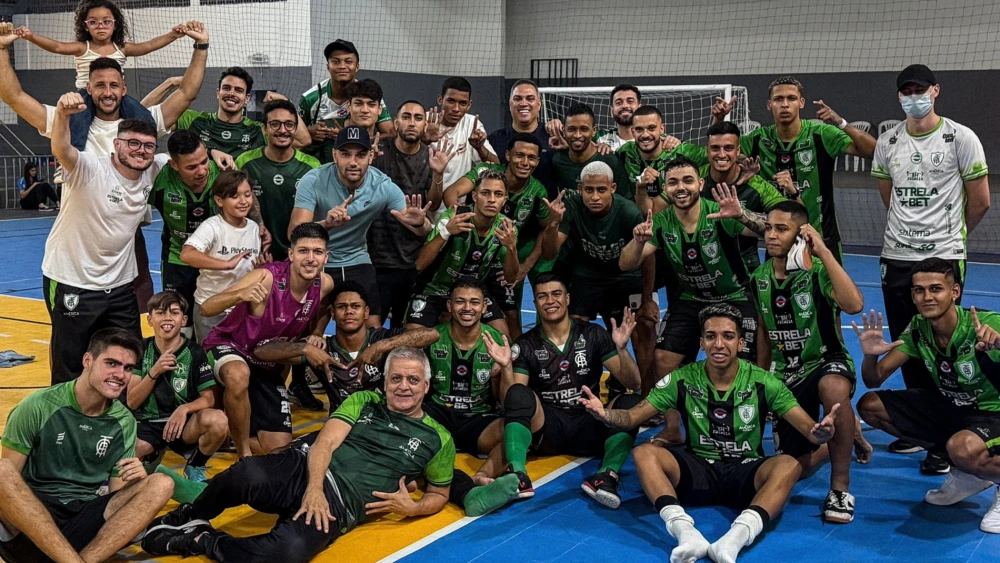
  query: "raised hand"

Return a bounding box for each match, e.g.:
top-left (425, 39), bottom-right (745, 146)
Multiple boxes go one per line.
top-left (736, 155), bottom-right (761, 184)
top-left (633, 209), bottom-right (653, 243)
top-left (577, 385), bottom-right (607, 419)
top-left (544, 119), bottom-right (565, 139)
top-left (169, 24), bottom-right (187, 38)
top-left (211, 149), bottom-right (235, 171)
top-left (0, 22), bottom-right (19, 47)
top-left (423, 107), bottom-right (452, 144)
top-left (259, 226), bottom-right (272, 254)
top-left (483, 331), bottom-right (512, 368)
top-left (660, 135), bottom-right (681, 152)
top-left (428, 138), bottom-right (457, 175)
top-left (851, 310), bottom-right (904, 356)
top-left (496, 217), bottom-right (518, 251)
top-left (541, 190), bottom-right (567, 225)
top-left (262, 91), bottom-right (288, 103)
top-left (773, 170), bottom-right (797, 196)
top-left (325, 194), bottom-right (354, 228)
top-left (972, 306), bottom-right (1000, 351)
top-left (238, 281), bottom-right (268, 305)
top-left (225, 251), bottom-right (252, 270)
top-left (707, 182), bottom-right (743, 219)
top-left (610, 307), bottom-right (637, 349)
top-left (548, 134), bottom-right (568, 151)
top-left (391, 194), bottom-right (433, 227)
top-left (798, 223), bottom-right (829, 257)
top-left (55, 92), bottom-right (87, 116)
top-left (468, 115), bottom-right (487, 151)
top-left (640, 166), bottom-right (660, 188)
top-left (445, 206), bottom-right (476, 235)
top-left (14, 25), bottom-right (32, 39)
top-left (811, 403), bottom-right (841, 444)
top-left (183, 20), bottom-right (208, 44)
top-left (371, 132), bottom-right (384, 160)
top-left (813, 100), bottom-right (843, 126)
top-left (150, 352), bottom-right (178, 380)
top-left (712, 95), bottom-right (737, 119)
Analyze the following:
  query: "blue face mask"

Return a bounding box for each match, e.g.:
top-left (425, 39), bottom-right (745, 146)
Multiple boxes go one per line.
top-left (900, 92), bottom-right (933, 119)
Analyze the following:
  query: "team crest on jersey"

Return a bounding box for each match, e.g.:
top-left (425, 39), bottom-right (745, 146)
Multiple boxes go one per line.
top-left (797, 151), bottom-right (813, 166)
top-left (655, 373), bottom-right (670, 388)
top-left (931, 152), bottom-right (945, 167)
top-left (517, 207), bottom-right (530, 222)
top-left (738, 404), bottom-right (755, 424)
top-left (221, 130), bottom-right (232, 140)
top-left (703, 242), bottom-right (719, 260)
top-left (273, 174), bottom-right (285, 186)
top-left (172, 376), bottom-right (187, 394)
top-left (477, 368), bottom-right (491, 384)
top-left (794, 293), bottom-right (812, 309)
top-left (63, 294), bottom-right (79, 311)
top-left (511, 344), bottom-right (520, 360)
top-left (957, 361), bottom-right (975, 382)
top-left (412, 299), bottom-right (426, 312)
top-left (95, 435), bottom-right (113, 457)
top-left (276, 279), bottom-right (287, 291)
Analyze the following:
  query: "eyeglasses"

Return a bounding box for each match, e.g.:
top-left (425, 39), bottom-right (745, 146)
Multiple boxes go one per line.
top-left (267, 120), bottom-right (297, 131)
top-left (117, 138), bottom-right (157, 153)
top-left (85, 19), bottom-right (116, 28)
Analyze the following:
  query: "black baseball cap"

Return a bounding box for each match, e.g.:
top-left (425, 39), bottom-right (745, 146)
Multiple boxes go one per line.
top-left (897, 64), bottom-right (937, 91)
top-left (324, 39), bottom-right (359, 61)
top-left (334, 126), bottom-right (371, 150)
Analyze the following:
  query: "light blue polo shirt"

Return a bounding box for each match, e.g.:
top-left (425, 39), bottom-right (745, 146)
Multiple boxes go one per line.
top-left (294, 163), bottom-right (406, 267)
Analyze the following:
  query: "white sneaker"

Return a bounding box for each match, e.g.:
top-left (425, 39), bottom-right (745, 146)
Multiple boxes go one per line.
top-left (980, 486), bottom-right (1000, 533)
top-left (925, 469), bottom-right (993, 506)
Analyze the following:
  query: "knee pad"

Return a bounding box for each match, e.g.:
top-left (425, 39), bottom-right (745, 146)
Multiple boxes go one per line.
top-left (504, 383), bottom-right (537, 428)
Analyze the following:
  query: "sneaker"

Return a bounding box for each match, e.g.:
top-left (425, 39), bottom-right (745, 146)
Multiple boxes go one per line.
top-left (141, 520), bottom-right (213, 557)
top-left (184, 464), bottom-right (208, 483)
top-left (980, 486), bottom-right (1000, 533)
top-left (288, 382), bottom-right (324, 412)
top-left (920, 449), bottom-right (952, 475)
top-left (305, 368), bottom-right (325, 392)
top-left (148, 503), bottom-right (199, 530)
top-left (504, 466), bottom-right (534, 499)
top-left (581, 469), bottom-right (621, 509)
top-left (925, 469), bottom-right (993, 506)
top-left (888, 438), bottom-right (924, 454)
top-left (823, 490), bottom-right (855, 523)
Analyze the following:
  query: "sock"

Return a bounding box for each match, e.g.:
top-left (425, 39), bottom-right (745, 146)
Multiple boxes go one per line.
top-left (654, 495), bottom-right (678, 512)
top-left (156, 465), bottom-right (208, 504)
top-left (450, 469), bottom-right (476, 507)
top-left (659, 504), bottom-right (710, 563)
top-left (504, 423), bottom-right (532, 473)
top-left (189, 448), bottom-right (211, 468)
top-left (708, 509), bottom-right (765, 563)
top-left (598, 432), bottom-right (634, 474)
top-left (463, 474), bottom-right (520, 517)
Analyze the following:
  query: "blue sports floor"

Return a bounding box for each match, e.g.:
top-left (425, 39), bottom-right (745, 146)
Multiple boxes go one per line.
top-left (3, 213), bottom-right (1000, 562)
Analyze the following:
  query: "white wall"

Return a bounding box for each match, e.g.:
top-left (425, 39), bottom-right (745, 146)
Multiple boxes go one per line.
top-left (505, 0), bottom-right (1000, 78)
top-left (12, 0), bottom-right (312, 70)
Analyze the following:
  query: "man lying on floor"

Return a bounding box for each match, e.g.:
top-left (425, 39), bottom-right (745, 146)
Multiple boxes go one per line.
top-left (141, 346), bottom-right (515, 563)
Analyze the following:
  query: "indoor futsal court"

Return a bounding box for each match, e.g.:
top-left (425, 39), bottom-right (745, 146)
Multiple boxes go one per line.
top-left (2, 213), bottom-right (1000, 563)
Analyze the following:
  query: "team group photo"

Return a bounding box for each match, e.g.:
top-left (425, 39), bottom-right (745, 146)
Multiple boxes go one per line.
top-left (0, 1), bottom-right (997, 562)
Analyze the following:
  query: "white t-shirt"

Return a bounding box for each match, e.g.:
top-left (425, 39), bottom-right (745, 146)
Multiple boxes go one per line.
top-left (438, 113), bottom-right (497, 210)
top-left (41, 152), bottom-right (168, 290)
top-left (184, 215), bottom-right (261, 305)
top-left (595, 129), bottom-right (631, 152)
top-left (872, 117), bottom-right (988, 261)
top-left (40, 104), bottom-right (170, 156)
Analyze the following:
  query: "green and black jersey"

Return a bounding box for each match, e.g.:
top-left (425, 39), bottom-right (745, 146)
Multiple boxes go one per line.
top-left (512, 320), bottom-right (619, 409)
top-left (700, 165), bottom-right (787, 272)
top-left (649, 198), bottom-right (749, 303)
top-left (741, 121), bottom-right (852, 255)
top-left (236, 148), bottom-right (320, 260)
top-left (647, 360), bottom-right (798, 461)
top-left (558, 192), bottom-right (642, 283)
top-left (329, 392), bottom-right (454, 530)
top-left (427, 323), bottom-right (503, 414)
top-left (549, 150), bottom-right (635, 200)
top-left (177, 110), bottom-right (266, 159)
top-left (324, 328), bottom-right (404, 411)
top-left (618, 142), bottom-right (708, 200)
top-left (751, 260), bottom-right (853, 386)
top-left (463, 163), bottom-right (549, 262)
top-left (1, 381), bottom-right (137, 503)
top-left (298, 79), bottom-right (392, 164)
top-left (415, 206), bottom-right (509, 298)
top-left (149, 162), bottom-right (221, 265)
top-left (132, 336), bottom-right (215, 421)
top-left (899, 306), bottom-right (1000, 411)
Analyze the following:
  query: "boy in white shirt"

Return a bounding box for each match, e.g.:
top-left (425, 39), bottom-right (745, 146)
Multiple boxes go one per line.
top-left (180, 170), bottom-right (264, 342)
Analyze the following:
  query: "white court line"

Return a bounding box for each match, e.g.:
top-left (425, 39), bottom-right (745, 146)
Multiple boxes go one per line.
top-left (0, 278), bottom-right (37, 286)
top-left (30, 339), bottom-right (49, 345)
top-left (0, 333), bottom-right (11, 337)
top-left (377, 456), bottom-right (593, 563)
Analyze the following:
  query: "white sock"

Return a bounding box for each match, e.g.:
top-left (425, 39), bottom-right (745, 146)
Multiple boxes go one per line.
top-left (708, 509), bottom-right (764, 563)
top-left (660, 505), bottom-right (710, 563)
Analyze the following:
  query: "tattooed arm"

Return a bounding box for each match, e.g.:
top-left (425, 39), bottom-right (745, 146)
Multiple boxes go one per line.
top-left (735, 208), bottom-right (767, 238)
top-left (578, 387), bottom-right (662, 430)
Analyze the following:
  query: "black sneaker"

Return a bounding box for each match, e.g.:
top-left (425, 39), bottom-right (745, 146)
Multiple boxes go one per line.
top-left (822, 490), bottom-right (856, 523)
top-left (141, 520), bottom-right (213, 557)
top-left (288, 382), bottom-right (324, 412)
top-left (148, 503), bottom-right (198, 530)
top-left (920, 449), bottom-right (952, 475)
top-left (581, 469), bottom-right (621, 509)
top-left (888, 439), bottom-right (924, 454)
top-left (504, 466), bottom-right (534, 499)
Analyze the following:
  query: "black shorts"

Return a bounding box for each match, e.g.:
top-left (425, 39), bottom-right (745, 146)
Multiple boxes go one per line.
top-left (136, 417), bottom-right (197, 459)
top-left (162, 261), bottom-right (200, 328)
top-left (667, 446), bottom-right (767, 509)
top-left (532, 404), bottom-right (609, 457)
top-left (773, 357), bottom-right (855, 458)
top-left (656, 299), bottom-right (758, 363)
top-left (875, 388), bottom-right (1000, 455)
top-left (403, 293), bottom-right (504, 328)
top-left (422, 401), bottom-right (499, 454)
top-left (484, 275), bottom-right (519, 313)
top-left (0, 492), bottom-right (114, 563)
top-left (326, 263), bottom-right (381, 317)
top-left (205, 344), bottom-right (292, 435)
top-left (567, 275), bottom-right (643, 325)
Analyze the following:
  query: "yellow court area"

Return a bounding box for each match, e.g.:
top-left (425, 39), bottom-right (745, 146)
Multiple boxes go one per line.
top-left (0, 294), bottom-right (582, 563)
